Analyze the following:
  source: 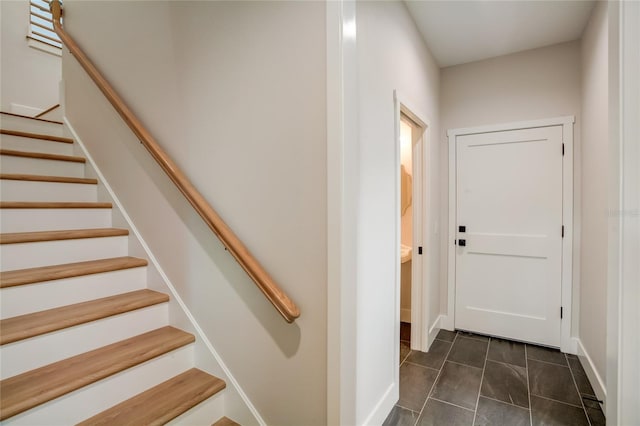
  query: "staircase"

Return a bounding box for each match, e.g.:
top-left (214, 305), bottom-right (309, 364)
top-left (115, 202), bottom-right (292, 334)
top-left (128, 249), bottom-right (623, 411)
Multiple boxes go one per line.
top-left (0, 112), bottom-right (240, 425)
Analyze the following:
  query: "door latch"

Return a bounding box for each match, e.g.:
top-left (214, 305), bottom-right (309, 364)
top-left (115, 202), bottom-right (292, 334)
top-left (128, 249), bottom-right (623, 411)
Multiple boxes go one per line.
top-left (458, 239), bottom-right (466, 247)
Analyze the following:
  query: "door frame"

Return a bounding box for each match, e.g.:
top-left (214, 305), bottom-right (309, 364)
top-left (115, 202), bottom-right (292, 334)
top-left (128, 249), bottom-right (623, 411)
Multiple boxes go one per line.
top-left (393, 90), bottom-right (432, 352)
top-left (445, 115), bottom-right (575, 353)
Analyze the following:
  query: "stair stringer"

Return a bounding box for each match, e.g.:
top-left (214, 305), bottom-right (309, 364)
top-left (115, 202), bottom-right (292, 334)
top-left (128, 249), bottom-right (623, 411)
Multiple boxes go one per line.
top-left (65, 118), bottom-right (264, 426)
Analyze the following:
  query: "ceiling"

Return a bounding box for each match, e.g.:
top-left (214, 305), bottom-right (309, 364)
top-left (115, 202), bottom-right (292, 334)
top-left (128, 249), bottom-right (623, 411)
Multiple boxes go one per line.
top-left (404, 0), bottom-right (596, 68)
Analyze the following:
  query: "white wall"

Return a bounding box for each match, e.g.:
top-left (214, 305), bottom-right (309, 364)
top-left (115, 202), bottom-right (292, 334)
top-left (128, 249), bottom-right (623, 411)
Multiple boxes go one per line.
top-left (580, 0), bottom-right (608, 391)
top-left (0, 0), bottom-right (61, 112)
top-left (356, 1), bottom-right (440, 423)
top-left (62, 2), bottom-right (327, 425)
top-left (607, 2), bottom-right (640, 423)
top-left (439, 41), bottom-right (582, 335)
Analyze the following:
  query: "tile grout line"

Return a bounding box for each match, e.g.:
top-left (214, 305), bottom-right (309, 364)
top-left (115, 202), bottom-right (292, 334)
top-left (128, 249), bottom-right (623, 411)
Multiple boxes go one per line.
top-left (445, 359), bottom-right (484, 370)
top-left (526, 355), bottom-right (570, 368)
top-left (430, 396), bottom-right (475, 413)
top-left (525, 345), bottom-right (534, 426)
top-left (531, 394), bottom-right (588, 409)
top-left (411, 331), bottom-right (459, 426)
top-left (479, 394), bottom-right (530, 411)
top-left (471, 336), bottom-right (491, 426)
top-left (403, 360), bottom-right (441, 373)
top-left (484, 357), bottom-right (527, 370)
top-left (400, 347), bottom-right (411, 366)
top-left (394, 403), bottom-right (419, 415)
top-left (566, 360), bottom-right (599, 399)
top-left (563, 352), bottom-right (593, 426)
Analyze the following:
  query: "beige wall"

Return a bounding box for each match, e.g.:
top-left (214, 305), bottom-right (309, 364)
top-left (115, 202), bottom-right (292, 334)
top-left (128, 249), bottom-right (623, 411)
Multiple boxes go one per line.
top-left (440, 42), bottom-right (582, 331)
top-left (0, 0), bottom-right (61, 112)
top-left (580, 0), bottom-right (608, 385)
top-left (62, 2), bottom-right (326, 425)
top-left (356, 1), bottom-right (440, 422)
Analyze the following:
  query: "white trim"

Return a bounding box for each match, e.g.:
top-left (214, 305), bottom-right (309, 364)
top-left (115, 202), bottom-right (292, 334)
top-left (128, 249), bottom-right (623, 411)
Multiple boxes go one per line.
top-left (443, 129), bottom-right (456, 332)
top-left (393, 90), bottom-right (433, 354)
top-left (607, 2), bottom-right (640, 424)
top-left (27, 37), bottom-right (62, 57)
top-left (9, 103), bottom-right (44, 117)
top-left (360, 383), bottom-right (397, 426)
top-left (427, 315), bottom-right (443, 348)
top-left (64, 118), bottom-right (265, 426)
top-left (447, 116), bottom-right (575, 138)
top-left (326, 1), bottom-right (359, 425)
top-left (560, 119), bottom-right (575, 354)
top-left (446, 116), bottom-right (575, 352)
top-left (575, 338), bottom-right (607, 411)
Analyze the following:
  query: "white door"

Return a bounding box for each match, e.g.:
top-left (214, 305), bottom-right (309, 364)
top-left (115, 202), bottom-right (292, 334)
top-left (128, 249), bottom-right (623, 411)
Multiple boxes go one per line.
top-left (455, 125), bottom-right (563, 347)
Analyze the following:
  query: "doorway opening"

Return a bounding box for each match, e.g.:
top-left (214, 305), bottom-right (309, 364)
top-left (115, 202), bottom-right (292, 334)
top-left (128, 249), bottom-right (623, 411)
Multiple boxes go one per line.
top-left (394, 92), bottom-right (431, 358)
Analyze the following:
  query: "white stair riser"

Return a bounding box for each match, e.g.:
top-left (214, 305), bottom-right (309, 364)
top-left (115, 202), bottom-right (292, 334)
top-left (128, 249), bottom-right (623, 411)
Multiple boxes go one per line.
top-left (0, 236), bottom-right (128, 271)
top-left (0, 134), bottom-right (73, 156)
top-left (0, 180), bottom-right (97, 202)
top-left (0, 267), bottom-right (147, 319)
top-left (0, 155), bottom-right (85, 178)
top-left (0, 116), bottom-right (65, 137)
top-left (167, 388), bottom-right (225, 426)
top-left (2, 345), bottom-right (193, 426)
top-left (0, 304), bottom-right (169, 379)
top-left (0, 208), bottom-right (112, 233)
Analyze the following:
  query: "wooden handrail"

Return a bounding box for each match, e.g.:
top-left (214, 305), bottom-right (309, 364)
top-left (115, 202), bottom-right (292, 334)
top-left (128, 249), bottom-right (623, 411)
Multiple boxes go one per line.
top-left (49, 0), bottom-right (300, 323)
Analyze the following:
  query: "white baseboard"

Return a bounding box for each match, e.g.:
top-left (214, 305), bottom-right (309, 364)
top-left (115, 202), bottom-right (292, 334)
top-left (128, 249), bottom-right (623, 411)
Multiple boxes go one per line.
top-left (563, 335), bottom-right (578, 355)
top-left (64, 118), bottom-right (264, 426)
top-left (10, 103), bottom-right (43, 116)
top-left (427, 315), bottom-right (444, 350)
top-left (360, 383), bottom-right (397, 426)
top-left (576, 338), bottom-right (607, 411)
top-left (400, 308), bottom-right (411, 323)
top-left (439, 314), bottom-right (454, 331)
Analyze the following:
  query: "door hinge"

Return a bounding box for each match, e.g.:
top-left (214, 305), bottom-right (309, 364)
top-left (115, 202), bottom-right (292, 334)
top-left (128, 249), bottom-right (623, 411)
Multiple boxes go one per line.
top-left (562, 225), bottom-right (565, 238)
top-left (418, 246), bottom-right (423, 255)
top-left (562, 143), bottom-right (565, 156)
top-left (561, 306), bottom-right (563, 319)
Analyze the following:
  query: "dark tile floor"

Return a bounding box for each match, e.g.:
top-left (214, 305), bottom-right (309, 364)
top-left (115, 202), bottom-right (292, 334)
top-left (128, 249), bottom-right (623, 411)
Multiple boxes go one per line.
top-left (386, 328), bottom-right (606, 426)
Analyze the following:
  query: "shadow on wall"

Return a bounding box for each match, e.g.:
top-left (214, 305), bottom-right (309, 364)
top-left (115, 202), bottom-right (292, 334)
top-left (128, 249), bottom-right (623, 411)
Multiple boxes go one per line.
top-left (123, 122), bottom-right (302, 357)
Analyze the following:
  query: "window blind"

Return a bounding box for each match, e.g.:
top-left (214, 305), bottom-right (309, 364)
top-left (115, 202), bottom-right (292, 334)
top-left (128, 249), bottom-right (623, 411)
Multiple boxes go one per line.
top-left (29, 0), bottom-right (62, 49)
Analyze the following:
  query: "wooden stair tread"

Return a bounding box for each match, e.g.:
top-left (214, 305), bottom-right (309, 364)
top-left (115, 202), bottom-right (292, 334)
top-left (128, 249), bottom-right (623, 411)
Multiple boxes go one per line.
top-left (213, 416), bottom-right (241, 426)
top-left (0, 202), bottom-right (111, 209)
top-left (0, 111), bottom-right (63, 125)
top-left (0, 256), bottom-right (148, 288)
top-left (0, 326), bottom-right (195, 420)
top-left (0, 174), bottom-right (97, 184)
top-left (78, 368), bottom-right (225, 426)
top-left (0, 148), bottom-right (85, 163)
top-left (0, 228), bottom-right (128, 245)
top-left (0, 289), bottom-right (169, 345)
top-left (0, 129), bottom-right (70, 143)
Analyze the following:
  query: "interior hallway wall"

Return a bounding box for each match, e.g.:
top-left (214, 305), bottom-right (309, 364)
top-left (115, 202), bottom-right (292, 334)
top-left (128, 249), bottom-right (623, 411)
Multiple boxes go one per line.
top-left (579, 0), bottom-right (608, 388)
top-left (439, 40), bottom-right (582, 337)
top-left (62, 1), bottom-right (327, 424)
top-left (0, 1), bottom-right (61, 112)
top-left (356, 1), bottom-right (440, 422)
